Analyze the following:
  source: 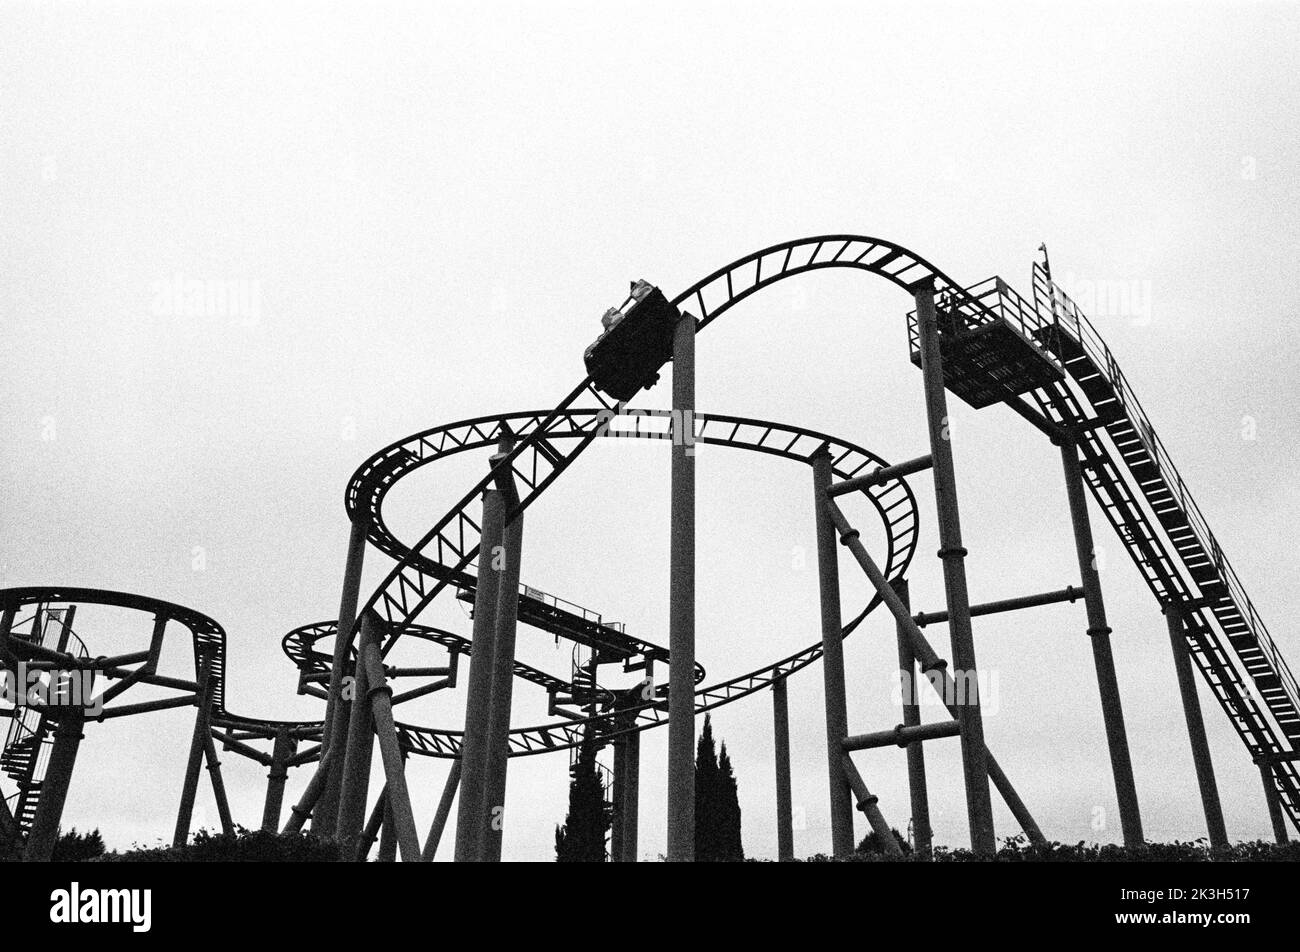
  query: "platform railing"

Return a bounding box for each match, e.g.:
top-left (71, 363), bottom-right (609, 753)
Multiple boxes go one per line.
top-left (520, 584), bottom-right (625, 633)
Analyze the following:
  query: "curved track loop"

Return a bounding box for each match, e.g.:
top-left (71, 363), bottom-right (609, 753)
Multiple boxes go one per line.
top-left (0, 586), bottom-right (321, 737)
top-left (290, 408), bottom-right (919, 757)
top-left (348, 236), bottom-right (979, 675)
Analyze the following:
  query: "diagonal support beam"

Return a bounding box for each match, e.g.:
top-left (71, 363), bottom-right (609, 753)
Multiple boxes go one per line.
top-left (361, 636), bottom-right (422, 862)
top-left (840, 755), bottom-right (904, 856)
top-left (824, 497), bottom-right (1045, 845)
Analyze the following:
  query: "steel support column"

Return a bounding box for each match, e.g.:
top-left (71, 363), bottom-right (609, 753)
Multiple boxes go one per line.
top-left (611, 734), bottom-right (627, 862)
top-left (915, 278), bottom-right (995, 856)
top-left (202, 734), bottom-right (236, 836)
top-left (173, 650), bottom-right (214, 847)
top-left (1061, 441), bottom-right (1143, 846)
top-left (454, 487), bottom-right (507, 862)
top-left (813, 450), bottom-right (855, 857)
top-left (422, 758), bottom-right (462, 861)
top-left (261, 728), bottom-right (297, 833)
top-left (621, 727), bottom-right (640, 863)
top-left (361, 639), bottom-right (422, 862)
top-left (1165, 605), bottom-right (1228, 849)
top-left (893, 578), bottom-right (932, 858)
top-left (482, 468), bottom-right (524, 863)
top-left (23, 708), bottom-right (84, 862)
top-left (1260, 762), bottom-right (1290, 844)
top-left (666, 312), bottom-right (696, 862)
top-left (335, 614), bottom-right (377, 857)
top-left (772, 676), bottom-right (794, 861)
top-left (315, 516), bottom-right (367, 838)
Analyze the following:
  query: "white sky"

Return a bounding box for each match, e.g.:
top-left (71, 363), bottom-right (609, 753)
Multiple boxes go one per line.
top-left (3, 0), bottom-right (1299, 860)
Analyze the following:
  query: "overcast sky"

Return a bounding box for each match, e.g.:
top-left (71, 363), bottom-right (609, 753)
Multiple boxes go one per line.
top-left (3, 0), bottom-right (1299, 860)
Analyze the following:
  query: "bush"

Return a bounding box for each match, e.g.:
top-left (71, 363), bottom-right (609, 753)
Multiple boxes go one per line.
top-left (52, 828), bottom-right (107, 862)
top-left (797, 836), bottom-right (1300, 862)
top-left (99, 827), bottom-right (339, 863)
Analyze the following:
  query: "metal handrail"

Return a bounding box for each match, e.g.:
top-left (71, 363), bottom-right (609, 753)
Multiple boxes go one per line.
top-left (1034, 268), bottom-right (1300, 719)
top-left (520, 584), bottom-right (625, 633)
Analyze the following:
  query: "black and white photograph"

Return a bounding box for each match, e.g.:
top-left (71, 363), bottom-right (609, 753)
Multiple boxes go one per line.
top-left (2, 0), bottom-right (1297, 935)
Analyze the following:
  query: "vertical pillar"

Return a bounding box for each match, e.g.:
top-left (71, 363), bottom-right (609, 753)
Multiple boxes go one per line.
top-left (377, 798), bottom-right (398, 862)
top-left (454, 487), bottom-right (507, 862)
top-left (1165, 606), bottom-right (1228, 849)
top-left (173, 649), bottom-right (215, 847)
top-left (611, 734), bottom-right (627, 862)
top-left (315, 517), bottom-right (367, 838)
top-left (772, 676), bottom-right (794, 861)
top-left (1061, 441), bottom-right (1143, 847)
top-left (1260, 762), bottom-right (1290, 844)
top-left (893, 578), bottom-right (932, 858)
top-left (666, 312), bottom-right (696, 862)
top-left (812, 451), bottom-right (855, 857)
top-left (915, 279), bottom-right (995, 856)
top-left (335, 614), bottom-right (377, 857)
top-left (202, 735), bottom-right (236, 836)
top-left (23, 707), bottom-right (84, 862)
top-left (482, 473), bottom-right (524, 863)
top-left (621, 727), bottom-right (640, 863)
top-left (261, 728), bottom-right (297, 832)
top-left (422, 758), bottom-right (462, 861)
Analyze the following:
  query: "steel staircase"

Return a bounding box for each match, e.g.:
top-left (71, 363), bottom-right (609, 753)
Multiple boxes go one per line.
top-left (911, 264), bottom-right (1300, 831)
top-left (1, 606), bottom-right (91, 851)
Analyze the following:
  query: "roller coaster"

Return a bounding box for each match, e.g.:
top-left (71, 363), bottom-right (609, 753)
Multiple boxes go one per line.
top-left (2, 234), bottom-right (1296, 862)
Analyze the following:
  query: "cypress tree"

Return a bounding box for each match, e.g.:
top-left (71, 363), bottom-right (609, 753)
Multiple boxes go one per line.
top-left (717, 742), bottom-right (743, 861)
top-left (694, 715), bottom-right (721, 859)
top-left (555, 733), bottom-right (610, 861)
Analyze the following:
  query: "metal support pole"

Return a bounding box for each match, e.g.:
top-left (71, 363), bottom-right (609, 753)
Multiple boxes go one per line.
top-left (377, 798), bottom-right (397, 862)
top-left (356, 784), bottom-right (388, 862)
top-left (202, 734), bottom-right (236, 836)
top-left (893, 578), bottom-right (932, 858)
top-left (422, 758), bottom-right (462, 861)
top-left (1165, 606), bottom-right (1228, 849)
top-left (913, 585), bottom-right (1082, 627)
top-left (611, 733), bottom-right (627, 863)
top-left (812, 450), bottom-right (855, 857)
top-left (482, 468), bottom-right (524, 863)
top-left (772, 676), bottom-right (794, 861)
top-left (282, 747), bottom-right (333, 833)
top-left (23, 708), bottom-right (84, 862)
top-left (824, 498), bottom-right (1046, 845)
top-left (361, 639), bottom-right (422, 862)
top-left (173, 651), bottom-right (214, 847)
top-left (261, 728), bottom-right (297, 832)
top-left (622, 727), bottom-right (640, 863)
top-left (840, 755), bottom-right (904, 856)
top-left (335, 614), bottom-right (377, 856)
top-left (667, 311), bottom-right (696, 862)
top-left (915, 278), bottom-right (995, 856)
top-left (843, 720), bottom-right (962, 752)
top-left (1061, 441), bottom-right (1143, 847)
top-left (1260, 762), bottom-right (1290, 844)
top-left (454, 487), bottom-right (507, 862)
top-left (315, 516), bottom-right (367, 838)
top-left (828, 454), bottom-right (934, 497)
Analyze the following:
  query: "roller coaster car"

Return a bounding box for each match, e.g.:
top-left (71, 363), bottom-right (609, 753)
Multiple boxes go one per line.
top-left (583, 280), bottom-right (681, 402)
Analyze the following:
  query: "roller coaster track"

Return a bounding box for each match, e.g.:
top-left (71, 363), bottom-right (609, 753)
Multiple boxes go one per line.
top-left (0, 587), bottom-right (320, 851)
top-left (287, 408), bottom-right (919, 756)
top-left (337, 233), bottom-right (1297, 827)
top-left (6, 234), bottom-right (1295, 846)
